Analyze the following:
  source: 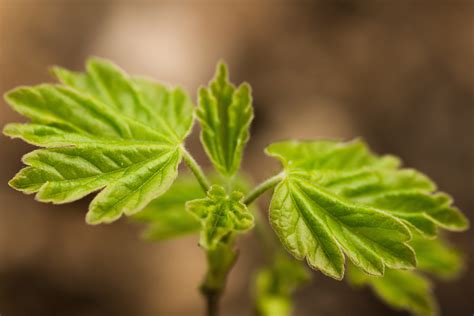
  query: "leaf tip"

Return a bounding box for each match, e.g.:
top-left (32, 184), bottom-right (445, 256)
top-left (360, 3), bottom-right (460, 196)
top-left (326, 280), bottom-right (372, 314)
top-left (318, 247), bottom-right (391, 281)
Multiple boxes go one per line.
top-left (85, 211), bottom-right (103, 225)
top-left (236, 82), bottom-right (252, 101)
top-left (49, 65), bottom-right (65, 79)
top-left (450, 212), bottom-right (470, 231)
top-left (7, 176), bottom-right (21, 191)
top-left (4, 86), bottom-right (27, 105)
top-left (86, 56), bottom-right (123, 76)
top-left (2, 123), bottom-right (16, 138)
top-left (86, 56), bottom-right (108, 67)
top-left (306, 258), bottom-right (344, 280)
top-left (216, 60), bottom-right (229, 76)
top-left (85, 203), bottom-right (122, 225)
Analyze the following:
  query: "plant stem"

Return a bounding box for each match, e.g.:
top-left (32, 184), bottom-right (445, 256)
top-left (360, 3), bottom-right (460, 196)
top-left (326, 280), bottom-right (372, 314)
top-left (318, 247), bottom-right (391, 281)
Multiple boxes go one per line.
top-left (204, 291), bottom-right (220, 316)
top-left (243, 173), bottom-right (284, 205)
top-left (182, 148), bottom-right (211, 193)
top-left (200, 240), bottom-right (238, 316)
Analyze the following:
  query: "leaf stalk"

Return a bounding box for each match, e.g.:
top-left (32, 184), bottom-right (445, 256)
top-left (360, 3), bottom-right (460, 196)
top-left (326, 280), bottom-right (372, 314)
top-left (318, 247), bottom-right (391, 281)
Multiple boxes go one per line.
top-left (243, 173), bottom-right (284, 205)
top-left (182, 148), bottom-right (211, 193)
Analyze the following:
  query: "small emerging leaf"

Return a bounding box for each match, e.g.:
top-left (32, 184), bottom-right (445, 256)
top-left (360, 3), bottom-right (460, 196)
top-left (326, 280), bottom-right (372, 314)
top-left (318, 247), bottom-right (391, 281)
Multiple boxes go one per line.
top-left (135, 173), bottom-right (254, 242)
top-left (4, 58), bottom-right (195, 224)
top-left (196, 62), bottom-right (254, 176)
top-left (186, 185), bottom-right (254, 249)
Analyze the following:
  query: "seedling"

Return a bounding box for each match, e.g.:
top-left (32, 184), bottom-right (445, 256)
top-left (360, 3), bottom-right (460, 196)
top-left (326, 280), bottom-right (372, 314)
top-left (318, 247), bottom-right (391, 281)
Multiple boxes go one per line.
top-left (3, 58), bottom-right (468, 316)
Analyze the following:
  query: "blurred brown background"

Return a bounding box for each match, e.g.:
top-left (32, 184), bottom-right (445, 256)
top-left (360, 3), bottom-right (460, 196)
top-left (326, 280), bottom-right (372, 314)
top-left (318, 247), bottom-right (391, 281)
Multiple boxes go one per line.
top-left (0, 0), bottom-right (473, 315)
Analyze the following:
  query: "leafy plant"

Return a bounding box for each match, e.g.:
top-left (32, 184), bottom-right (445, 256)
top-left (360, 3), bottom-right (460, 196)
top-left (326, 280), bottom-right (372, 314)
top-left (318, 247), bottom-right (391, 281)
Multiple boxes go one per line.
top-left (4, 58), bottom-right (469, 316)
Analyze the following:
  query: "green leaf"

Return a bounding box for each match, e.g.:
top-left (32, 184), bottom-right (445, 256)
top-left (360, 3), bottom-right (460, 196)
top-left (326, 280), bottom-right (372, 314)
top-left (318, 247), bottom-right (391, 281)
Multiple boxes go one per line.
top-left (270, 172), bottom-right (415, 280)
top-left (347, 235), bottom-right (463, 316)
top-left (410, 236), bottom-right (463, 279)
top-left (346, 222), bottom-right (464, 316)
top-left (254, 255), bottom-right (310, 316)
top-left (196, 62), bottom-right (253, 176)
top-left (133, 175), bottom-right (203, 240)
top-left (52, 58), bottom-right (194, 142)
top-left (4, 58), bottom-right (195, 224)
top-left (347, 265), bottom-right (437, 316)
top-left (186, 185), bottom-right (254, 249)
top-left (266, 139), bottom-right (469, 279)
top-left (266, 140), bottom-right (468, 238)
top-left (132, 77), bottom-right (194, 140)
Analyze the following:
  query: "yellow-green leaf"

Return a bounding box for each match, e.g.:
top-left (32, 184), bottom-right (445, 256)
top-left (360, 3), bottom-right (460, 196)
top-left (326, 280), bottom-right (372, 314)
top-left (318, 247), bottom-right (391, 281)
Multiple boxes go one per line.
top-left (254, 255), bottom-right (310, 316)
top-left (270, 172), bottom-right (415, 280)
top-left (133, 175), bottom-right (204, 241)
top-left (186, 185), bottom-right (254, 249)
top-left (347, 235), bottom-right (463, 316)
top-left (266, 139), bottom-right (468, 279)
top-left (196, 62), bottom-right (253, 176)
top-left (4, 58), bottom-right (194, 224)
top-left (347, 265), bottom-right (437, 316)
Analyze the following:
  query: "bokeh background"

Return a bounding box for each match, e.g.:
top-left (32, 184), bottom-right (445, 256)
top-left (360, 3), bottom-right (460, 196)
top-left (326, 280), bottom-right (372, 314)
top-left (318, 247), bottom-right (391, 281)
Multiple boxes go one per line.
top-left (0, 0), bottom-right (473, 315)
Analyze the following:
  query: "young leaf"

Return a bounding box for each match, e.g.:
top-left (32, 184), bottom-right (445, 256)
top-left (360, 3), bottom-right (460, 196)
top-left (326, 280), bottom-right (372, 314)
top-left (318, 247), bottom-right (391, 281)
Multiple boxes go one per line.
top-left (196, 62), bottom-right (253, 177)
top-left (4, 58), bottom-right (194, 224)
top-left (254, 255), bottom-right (310, 316)
top-left (347, 265), bottom-right (437, 316)
top-left (410, 236), bottom-right (463, 279)
top-left (134, 173), bottom-right (254, 241)
top-left (266, 140), bottom-right (468, 279)
top-left (270, 172), bottom-right (415, 280)
top-left (186, 185), bottom-right (254, 249)
top-left (133, 175), bottom-right (203, 240)
top-left (53, 58), bottom-right (194, 142)
top-left (347, 235), bottom-right (463, 316)
top-left (266, 140), bottom-right (468, 238)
